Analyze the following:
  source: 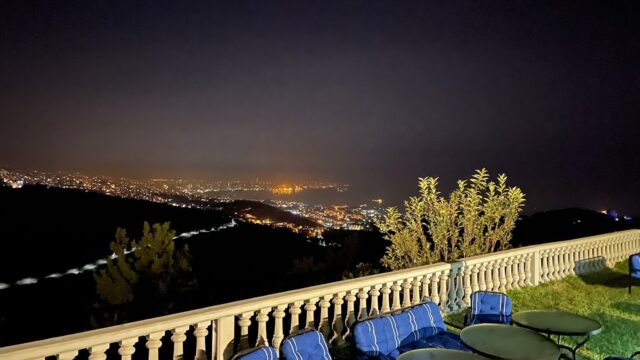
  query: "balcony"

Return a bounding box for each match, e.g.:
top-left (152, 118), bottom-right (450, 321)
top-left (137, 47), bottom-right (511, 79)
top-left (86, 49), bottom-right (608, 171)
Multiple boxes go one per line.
top-left (1, 230), bottom-right (639, 360)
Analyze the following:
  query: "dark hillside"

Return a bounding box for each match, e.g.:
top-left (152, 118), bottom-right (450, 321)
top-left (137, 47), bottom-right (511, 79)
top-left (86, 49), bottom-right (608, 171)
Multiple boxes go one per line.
top-left (0, 185), bottom-right (230, 282)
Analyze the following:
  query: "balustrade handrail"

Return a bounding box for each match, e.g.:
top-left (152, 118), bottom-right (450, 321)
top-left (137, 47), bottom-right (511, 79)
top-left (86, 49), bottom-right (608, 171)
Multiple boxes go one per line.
top-left (0, 262), bottom-right (452, 358)
top-left (461, 229), bottom-right (639, 266)
top-left (0, 229), bottom-right (638, 359)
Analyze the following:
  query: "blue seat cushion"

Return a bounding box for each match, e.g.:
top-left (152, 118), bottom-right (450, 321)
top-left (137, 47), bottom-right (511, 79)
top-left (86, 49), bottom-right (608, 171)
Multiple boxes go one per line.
top-left (281, 329), bottom-right (331, 360)
top-left (631, 270), bottom-right (640, 279)
top-left (409, 332), bottom-right (470, 352)
top-left (354, 302), bottom-right (446, 357)
top-left (233, 346), bottom-right (278, 360)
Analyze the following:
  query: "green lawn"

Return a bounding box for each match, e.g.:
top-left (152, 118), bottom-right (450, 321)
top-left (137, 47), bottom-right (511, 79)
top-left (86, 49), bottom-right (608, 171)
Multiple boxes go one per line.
top-left (332, 261), bottom-right (639, 359)
top-left (504, 260), bottom-right (640, 360)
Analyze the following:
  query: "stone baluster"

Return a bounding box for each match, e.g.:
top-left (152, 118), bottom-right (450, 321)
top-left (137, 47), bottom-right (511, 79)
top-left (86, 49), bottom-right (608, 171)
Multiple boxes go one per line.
top-left (289, 301), bottom-right (303, 333)
top-left (357, 288), bottom-right (370, 321)
top-left (391, 281), bottom-right (403, 310)
top-left (587, 244), bottom-right (595, 272)
top-left (146, 331), bottom-right (163, 360)
top-left (343, 290), bottom-right (358, 339)
top-left (118, 338), bottom-right (137, 360)
top-left (330, 293), bottom-right (346, 345)
top-left (563, 249), bottom-right (571, 276)
top-left (380, 283), bottom-right (392, 313)
top-left (255, 309), bottom-right (270, 346)
top-left (518, 255), bottom-right (526, 287)
top-left (455, 267), bottom-right (466, 310)
top-left (510, 257), bottom-right (519, 289)
top-left (567, 248), bottom-right (576, 275)
top-left (577, 244), bottom-right (584, 272)
top-left (411, 277), bottom-right (422, 305)
top-left (498, 259), bottom-right (507, 292)
top-left (540, 250), bottom-right (549, 283)
top-left (171, 326), bottom-right (189, 359)
top-left (430, 272), bottom-right (440, 305)
top-left (421, 274), bottom-right (431, 302)
top-left (402, 279), bottom-right (413, 308)
top-left (549, 249), bottom-right (559, 280)
top-left (57, 351), bottom-right (79, 360)
top-left (319, 295), bottom-right (333, 339)
top-left (471, 264), bottom-right (480, 293)
top-left (305, 298), bottom-right (318, 329)
top-left (370, 285), bottom-right (381, 316)
top-left (529, 252), bottom-right (538, 285)
top-left (485, 261), bottom-right (494, 291)
top-left (557, 249), bottom-right (566, 278)
top-left (594, 242), bottom-right (602, 269)
top-left (505, 257), bottom-right (514, 290)
top-left (272, 305), bottom-right (287, 353)
top-left (210, 320), bottom-right (216, 360)
top-left (439, 271), bottom-right (449, 311)
top-left (493, 260), bottom-right (501, 291)
top-left (464, 266), bottom-right (473, 307)
top-left (88, 344), bottom-right (109, 360)
top-left (478, 263), bottom-right (487, 291)
top-left (238, 312), bottom-right (253, 351)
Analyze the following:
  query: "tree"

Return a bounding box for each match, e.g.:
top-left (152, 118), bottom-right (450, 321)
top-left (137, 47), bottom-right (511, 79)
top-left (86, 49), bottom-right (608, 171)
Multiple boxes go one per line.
top-left (378, 168), bottom-right (525, 270)
top-left (94, 222), bottom-right (193, 307)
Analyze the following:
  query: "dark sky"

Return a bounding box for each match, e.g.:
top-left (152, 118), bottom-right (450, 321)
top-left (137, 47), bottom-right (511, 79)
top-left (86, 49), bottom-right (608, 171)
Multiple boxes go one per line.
top-left (1, 0), bottom-right (639, 214)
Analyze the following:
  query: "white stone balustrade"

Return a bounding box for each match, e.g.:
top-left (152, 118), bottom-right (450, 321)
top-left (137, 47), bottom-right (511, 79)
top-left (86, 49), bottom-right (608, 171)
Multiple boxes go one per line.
top-left (1, 230), bottom-right (639, 360)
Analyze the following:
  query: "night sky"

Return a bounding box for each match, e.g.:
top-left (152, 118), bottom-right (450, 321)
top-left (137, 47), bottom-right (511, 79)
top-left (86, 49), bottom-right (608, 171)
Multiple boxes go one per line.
top-left (1, 1), bottom-right (639, 214)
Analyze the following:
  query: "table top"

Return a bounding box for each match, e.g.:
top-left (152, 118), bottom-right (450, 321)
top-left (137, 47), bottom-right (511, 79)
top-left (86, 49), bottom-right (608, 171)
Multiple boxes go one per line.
top-left (398, 349), bottom-right (486, 360)
top-left (460, 324), bottom-right (560, 360)
top-left (512, 310), bottom-right (602, 336)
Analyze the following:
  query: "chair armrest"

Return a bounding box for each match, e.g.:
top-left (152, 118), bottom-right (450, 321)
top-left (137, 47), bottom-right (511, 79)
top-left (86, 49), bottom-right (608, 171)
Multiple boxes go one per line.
top-left (631, 351), bottom-right (640, 359)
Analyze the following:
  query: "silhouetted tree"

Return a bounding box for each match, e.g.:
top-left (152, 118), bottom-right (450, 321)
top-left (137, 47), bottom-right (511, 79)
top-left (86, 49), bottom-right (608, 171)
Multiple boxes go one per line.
top-left (94, 222), bottom-right (193, 308)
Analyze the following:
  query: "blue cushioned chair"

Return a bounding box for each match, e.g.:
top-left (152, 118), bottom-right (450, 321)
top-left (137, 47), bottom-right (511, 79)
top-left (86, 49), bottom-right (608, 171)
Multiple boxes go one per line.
top-left (353, 301), bottom-right (469, 359)
top-left (629, 253), bottom-right (640, 294)
top-left (464, 291), bottom-right (512, 326)
top-left (281, 329), bottom-right (332, 360)
top-left (232, 346), bottom-right (278, 360)
top-left (605, 351), bottom-right (640, 360)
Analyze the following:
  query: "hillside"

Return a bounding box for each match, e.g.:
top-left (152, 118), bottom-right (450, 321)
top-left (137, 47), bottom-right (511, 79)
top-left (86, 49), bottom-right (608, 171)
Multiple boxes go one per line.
top-left (0, 184), bottom-right (231, 282)
top-left (223, 199), bottom-right (319, 228)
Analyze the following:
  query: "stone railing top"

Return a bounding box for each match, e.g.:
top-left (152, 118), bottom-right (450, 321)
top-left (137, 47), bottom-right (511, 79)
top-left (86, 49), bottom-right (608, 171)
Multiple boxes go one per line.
top-left (461, 229), bottom-right (640, 266)
top-left (1, 229), bottom-right (638, 359)
top-left (0, 261), bottom-right (452, 358)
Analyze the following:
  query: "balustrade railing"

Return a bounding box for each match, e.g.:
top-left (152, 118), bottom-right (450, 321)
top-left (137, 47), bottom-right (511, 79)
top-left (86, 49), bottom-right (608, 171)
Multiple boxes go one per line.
top-left (1, 230), bottom-right (639, 360)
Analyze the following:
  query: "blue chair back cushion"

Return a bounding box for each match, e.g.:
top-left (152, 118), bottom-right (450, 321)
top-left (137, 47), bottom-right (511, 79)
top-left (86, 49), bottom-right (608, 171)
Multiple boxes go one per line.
top-left (468, 291), bottom-right (512, 325)
top-left (281, 329), bottom-right (331, 360)
top-left (470, 292), bottom-right (511, 316)
top-left (233, 346), bottom-right (278, 360)
top-left (630, 254), bottom-right (640, 279)
top-left (354, 302), bottom-right (467, 359)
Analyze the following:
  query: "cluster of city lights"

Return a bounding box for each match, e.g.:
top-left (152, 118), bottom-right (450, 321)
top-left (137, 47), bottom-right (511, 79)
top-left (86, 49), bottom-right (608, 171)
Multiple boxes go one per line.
top-left (0, 168), bottom-right (384, 235)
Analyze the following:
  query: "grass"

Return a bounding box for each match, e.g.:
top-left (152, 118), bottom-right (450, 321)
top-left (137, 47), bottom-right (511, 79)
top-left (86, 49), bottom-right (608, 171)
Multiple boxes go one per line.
top-left (332, 260), bottom-right (640, 359)
top-left (505, 260), bottom-right (640, 360)
top-left (444, 260), bottom-right (640, 360)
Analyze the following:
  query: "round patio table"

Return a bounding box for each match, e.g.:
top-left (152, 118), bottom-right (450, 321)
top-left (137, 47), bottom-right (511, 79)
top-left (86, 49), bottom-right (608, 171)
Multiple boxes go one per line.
top-left (398, 349), bottom-right (487, 360)
top-left (512, 310), bottom-right (601, 359)
top-left (460, 324), bottom-right (560, 360)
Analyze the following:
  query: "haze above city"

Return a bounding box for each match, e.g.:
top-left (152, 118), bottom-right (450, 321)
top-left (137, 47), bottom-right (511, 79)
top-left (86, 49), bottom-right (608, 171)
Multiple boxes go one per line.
top-left (1, 1), bottom-right (639, 213)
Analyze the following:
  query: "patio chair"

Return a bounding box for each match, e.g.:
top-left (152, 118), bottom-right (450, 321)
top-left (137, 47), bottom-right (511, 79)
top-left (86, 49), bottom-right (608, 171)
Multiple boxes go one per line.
top-left (604, 351), bottom-right (640, 360)
top-left (231, 346), bottom-right (278, 360)
top-left (629, 253), bottom-right (640, 294)
top-left (280, 329), bottom-right (332, 360)
top-left (353, 301), bottom-right (469, 359)
top-left (464, 291), bottom-right (512, 326)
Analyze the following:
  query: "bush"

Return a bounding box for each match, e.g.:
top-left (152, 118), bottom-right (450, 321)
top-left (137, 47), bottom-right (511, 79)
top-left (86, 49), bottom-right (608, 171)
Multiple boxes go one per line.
top-left (378, 168), bottom-right (525, 270)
